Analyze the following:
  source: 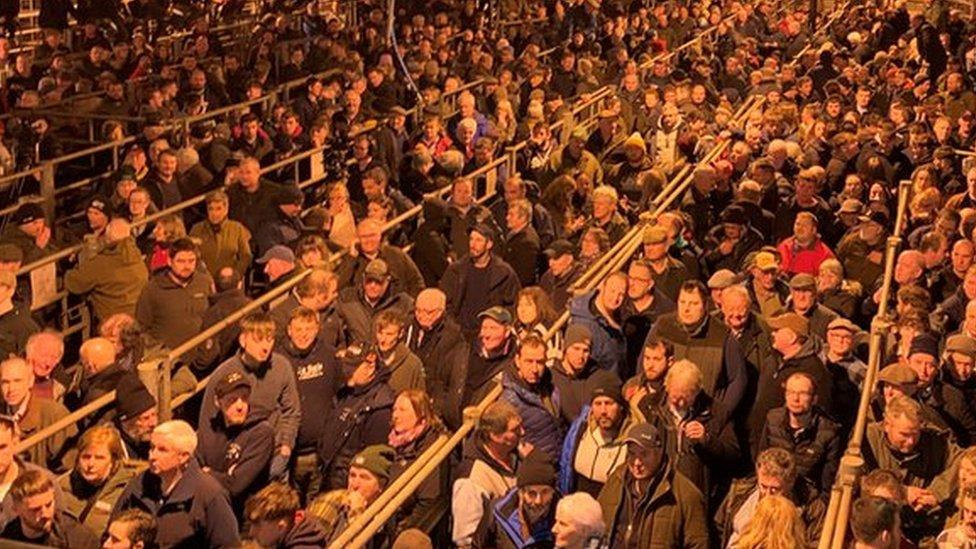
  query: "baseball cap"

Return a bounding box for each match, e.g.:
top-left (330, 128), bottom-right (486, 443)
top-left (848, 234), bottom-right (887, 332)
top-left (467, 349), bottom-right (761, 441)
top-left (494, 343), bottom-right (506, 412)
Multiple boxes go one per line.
top-left (12, 203), bottom-right (44, 226)
top-left (215, 368), bottom-right (252, 399)
top-left (753, 251), bottom-right (779, 271)
top-left (256, 245), bottom-right (295, 264)
top-left (364, 258), bottom-right (390, 280)
top-left (478, 306), bottom-right (513, 325)
top-left (624, 422), bottom-right (663, 449)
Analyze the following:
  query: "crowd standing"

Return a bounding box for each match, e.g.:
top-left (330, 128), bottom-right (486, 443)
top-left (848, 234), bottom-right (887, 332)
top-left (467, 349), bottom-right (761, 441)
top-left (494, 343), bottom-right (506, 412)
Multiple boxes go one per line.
top-left (3, 0), bottom-right (976, 547)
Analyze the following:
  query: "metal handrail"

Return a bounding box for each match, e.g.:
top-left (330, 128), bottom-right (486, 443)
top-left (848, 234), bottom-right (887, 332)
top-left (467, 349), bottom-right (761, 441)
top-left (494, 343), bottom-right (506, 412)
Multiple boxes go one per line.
top-left (818, 180), bottom-right (912, 549)
top-left (333, 68), bottom-right (770, 549)
top-left (336, 1), bottom-right (851, 542)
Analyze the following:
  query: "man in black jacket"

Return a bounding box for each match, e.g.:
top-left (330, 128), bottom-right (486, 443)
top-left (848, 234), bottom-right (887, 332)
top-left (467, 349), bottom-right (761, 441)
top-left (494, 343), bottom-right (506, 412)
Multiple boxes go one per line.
top-left (907, 332), bottom-right (976, 446)
top-left (440, 223), bottom-right (521, 337)
top-left (502, 198), bottom-right (542, 287)
top-left (197, 367), bottom-right (275, 513)
top-left (405, 288), bottom-right (468, 430)
top-left (539, 239), bottom-right (583, 311)
top-left (113, 420), bottom-right (240, 548)
top-left (318, 345), bottom-right (395, 491)
top-left (279, 306), bottom-right (341, 502)
top-left (194, 267), bottom-right (251, 374)
top-left (758, 372), bottom-right (842, 491)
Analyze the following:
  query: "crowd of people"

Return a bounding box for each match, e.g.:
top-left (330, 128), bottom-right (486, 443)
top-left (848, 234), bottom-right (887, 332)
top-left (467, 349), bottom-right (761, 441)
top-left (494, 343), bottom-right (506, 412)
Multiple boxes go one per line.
top-left (1, 0), bottom-right (976, 547)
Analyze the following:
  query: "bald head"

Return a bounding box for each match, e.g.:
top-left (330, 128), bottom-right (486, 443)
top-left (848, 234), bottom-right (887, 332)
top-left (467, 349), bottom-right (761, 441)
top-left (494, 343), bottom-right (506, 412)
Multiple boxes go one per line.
top-left (79, 337), bottom-right (117, 375)
top-left (105, 218), bottom-right (132, 243)
top-left (895, 250), bottom-right (925, 285)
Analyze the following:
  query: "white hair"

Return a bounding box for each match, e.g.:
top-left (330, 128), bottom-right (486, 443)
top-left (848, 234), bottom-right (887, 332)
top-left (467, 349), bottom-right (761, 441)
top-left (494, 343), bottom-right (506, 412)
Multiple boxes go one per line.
top-left (556, 493), bottom-right (605, 539)
top-left (153, 420), bottom-right (198, 454)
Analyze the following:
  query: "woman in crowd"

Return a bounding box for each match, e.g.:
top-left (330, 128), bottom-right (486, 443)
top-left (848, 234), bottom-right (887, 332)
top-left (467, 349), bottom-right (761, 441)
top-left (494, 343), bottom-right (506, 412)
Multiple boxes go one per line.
top-left (515, 286), bottom-right (561, 351)
top-left (389, 389), bottom-right (448, 532)
top-left (147, 214), bottom-right (187, 272)
top-left (58, 425), bottom-right (145, 537)
top-left (732, 494), bottom-right (806, 549)
top-left (552, 492), bottom-right (605, 549)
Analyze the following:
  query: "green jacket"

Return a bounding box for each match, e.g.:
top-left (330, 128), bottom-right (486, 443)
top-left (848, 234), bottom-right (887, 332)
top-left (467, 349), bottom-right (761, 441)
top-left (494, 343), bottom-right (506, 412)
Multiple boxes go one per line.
top-left (597, 462), bottom-right (709, 548)
top-left (863, 421), bottom-right (961, 503)
top-left (189, 219), bottom-right (253, 277)
top-left (65, 237), bottom-right (149, 322)
top-left (58, 460), bottom-right (145, 536)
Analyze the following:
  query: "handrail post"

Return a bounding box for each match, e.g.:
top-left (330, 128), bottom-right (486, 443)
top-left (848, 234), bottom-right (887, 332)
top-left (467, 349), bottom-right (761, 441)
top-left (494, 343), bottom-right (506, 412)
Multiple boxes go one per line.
top-left (137, 359), bottom-right (162, 401)
top-left (39, 163), bottom-right (55, 222)
top-left (160, 357), bottom-right (174, 421)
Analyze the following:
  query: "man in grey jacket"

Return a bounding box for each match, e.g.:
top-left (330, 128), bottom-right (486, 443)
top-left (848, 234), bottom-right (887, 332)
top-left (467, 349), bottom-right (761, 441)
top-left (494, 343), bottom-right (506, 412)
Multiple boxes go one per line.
top-left (198, 311), bottom-right (300, 482)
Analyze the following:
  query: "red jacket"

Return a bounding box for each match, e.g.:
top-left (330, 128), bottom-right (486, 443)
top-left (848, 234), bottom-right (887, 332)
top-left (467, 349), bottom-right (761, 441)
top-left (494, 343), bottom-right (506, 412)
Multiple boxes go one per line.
top-left (778, 236), bottom-right (835, 276)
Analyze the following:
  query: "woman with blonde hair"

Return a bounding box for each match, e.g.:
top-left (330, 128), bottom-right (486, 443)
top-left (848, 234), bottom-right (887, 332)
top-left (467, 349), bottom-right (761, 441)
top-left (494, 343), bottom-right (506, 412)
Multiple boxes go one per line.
top-left (732, 494), bottom-right (806, 549)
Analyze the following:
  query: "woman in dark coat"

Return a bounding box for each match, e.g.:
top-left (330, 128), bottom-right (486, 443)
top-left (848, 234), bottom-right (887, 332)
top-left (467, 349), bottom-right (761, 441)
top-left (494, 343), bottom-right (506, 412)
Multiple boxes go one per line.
top-left (388, 389), bottom-right (448, 533)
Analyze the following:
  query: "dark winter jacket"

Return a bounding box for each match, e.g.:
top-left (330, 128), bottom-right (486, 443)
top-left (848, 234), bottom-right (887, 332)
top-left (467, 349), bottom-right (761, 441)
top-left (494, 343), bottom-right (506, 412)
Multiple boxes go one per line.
top-left (318, 373), bottom-right (395, 490)
top-left (440, 254), bottom-right (521, 333)
top-left (337, 244), bottom-right (426, 298)
top-left (196, 409), bottom-right (275, 510)
top-left (278, 336), bottom-right (341, 454)
top-left (499, 368), bottom-right (564, 463)
top-left (335, 285), bottom-right (414, 345)
top-left (405, 315), bottom-right (468, 429)
top-left (391, 424), bottom-right (448, 531)
top-left (759, 406), bottom-right (843, 491)
top-left (568, 291), bottom-right (626, 377)
top-left (135, 269), bottom-right (214, 349)
top-left (112, 462), bottom-right (240, 548)
top-left (199, 352), bottom-right (301, 453)
top-left (598, 462), bottom-right (709, 549)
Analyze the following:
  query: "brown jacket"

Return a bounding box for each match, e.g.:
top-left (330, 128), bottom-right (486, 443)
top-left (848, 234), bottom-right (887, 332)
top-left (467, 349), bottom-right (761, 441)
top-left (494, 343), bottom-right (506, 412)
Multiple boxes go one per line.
top-left (15, 395), bottom-right (77, 473)
top-left (597, 462), bottom-right (709, 548)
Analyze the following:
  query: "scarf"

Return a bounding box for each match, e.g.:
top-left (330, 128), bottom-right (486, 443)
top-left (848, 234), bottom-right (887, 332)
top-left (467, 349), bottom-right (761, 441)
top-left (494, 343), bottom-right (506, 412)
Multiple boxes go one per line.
top-left (388, 422), bottom-right (427, 449)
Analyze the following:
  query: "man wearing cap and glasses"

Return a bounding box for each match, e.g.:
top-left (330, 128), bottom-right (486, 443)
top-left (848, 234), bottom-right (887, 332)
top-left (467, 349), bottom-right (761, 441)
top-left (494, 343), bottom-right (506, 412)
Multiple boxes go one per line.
top-left (785, 272), bottom-right (839, 343)
top-left (336, 258), bottom-right (414, 345)
top-left (747, 250), bottom-right (790, 318)
top-left (597, 421), bottom-right (709, 548)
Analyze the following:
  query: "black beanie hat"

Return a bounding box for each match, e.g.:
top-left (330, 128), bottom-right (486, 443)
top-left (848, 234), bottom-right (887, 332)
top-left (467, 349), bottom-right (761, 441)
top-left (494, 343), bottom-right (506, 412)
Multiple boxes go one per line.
top-left (908, 332), bottom-right (939, 359)
top-left (517, 450), bottom-right (557, 488)
top-left (116, 373), bottom-right (156, 421)
top-left (589, 369), bottom-right (624, 406)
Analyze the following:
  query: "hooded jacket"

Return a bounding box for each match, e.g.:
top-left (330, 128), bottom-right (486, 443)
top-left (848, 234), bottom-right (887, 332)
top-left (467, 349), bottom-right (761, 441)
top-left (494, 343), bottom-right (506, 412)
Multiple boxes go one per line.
top-left (199, 352), bottom-right (301, 453)
top-left (317, 370), bottom-right (395, 490)
top-left (196, 407), bottom-right (275, 509)
top-left (452, 438), bottom-right (519, 547)
top-left (64, 236), bottom-right (149, 321)
top-left (499, 368), bottom-right (564, 463)
top-left (278, 335), bottom-right (341, 454)
top-left (569, 291), bottom-right (626, 377)
top-left (112, 461), bottom-right (240, 548)
top-left (559, 404), bottom-right (632, 497)
top-left (472, 487), bottom-right (556, 549)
